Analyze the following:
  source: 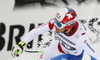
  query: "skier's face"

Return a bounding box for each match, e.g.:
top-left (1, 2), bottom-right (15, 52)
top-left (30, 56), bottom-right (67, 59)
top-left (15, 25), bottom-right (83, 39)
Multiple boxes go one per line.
top-left (55, 26), bottom-right (72, 33)
top-left (55, 25), bottom-right (66, 33)
top-left (55, 25), bottom-right (72, 33)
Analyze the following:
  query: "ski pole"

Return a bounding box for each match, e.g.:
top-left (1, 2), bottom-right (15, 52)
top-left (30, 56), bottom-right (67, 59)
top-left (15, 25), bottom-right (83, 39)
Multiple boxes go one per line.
top-left (23, 50), bottom-right (44, 53)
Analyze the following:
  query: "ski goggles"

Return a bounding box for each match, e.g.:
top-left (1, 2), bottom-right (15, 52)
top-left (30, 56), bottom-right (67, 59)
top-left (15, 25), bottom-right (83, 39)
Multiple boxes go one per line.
top-left (54, 18), bottom-right (76, 29)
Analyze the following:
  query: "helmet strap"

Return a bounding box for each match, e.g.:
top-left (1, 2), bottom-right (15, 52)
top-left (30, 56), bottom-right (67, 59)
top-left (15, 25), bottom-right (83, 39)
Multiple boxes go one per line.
top-left (63, 30), bottom-right (67, 33)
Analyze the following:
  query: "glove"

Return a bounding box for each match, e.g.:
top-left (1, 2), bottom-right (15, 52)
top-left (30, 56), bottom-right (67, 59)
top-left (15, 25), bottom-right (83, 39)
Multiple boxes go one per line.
top-left (11, 41), bottom-right (26, 57)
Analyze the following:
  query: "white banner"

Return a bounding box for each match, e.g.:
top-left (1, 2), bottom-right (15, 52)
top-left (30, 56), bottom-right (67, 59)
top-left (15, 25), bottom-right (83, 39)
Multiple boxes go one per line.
top-left (0, 0), bottom-right (100, 60)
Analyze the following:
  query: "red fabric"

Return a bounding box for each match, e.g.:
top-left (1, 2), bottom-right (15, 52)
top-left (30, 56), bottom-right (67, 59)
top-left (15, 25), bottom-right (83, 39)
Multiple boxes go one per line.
top-left (48, 19), bottom-right (54, 30)
top-left (81, 33), bottom-right (86, 35)
top-left (58, 42), bottom-right (65, 54)
top-left (40, 54), bottom-right (43, 59)
top-left (65, 21), bottom-right (79, 36)
top-left (65, 24), bottom-right (73, 30)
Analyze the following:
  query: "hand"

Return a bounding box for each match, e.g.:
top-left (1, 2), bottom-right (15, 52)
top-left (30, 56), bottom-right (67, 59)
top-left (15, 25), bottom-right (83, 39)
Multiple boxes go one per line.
top-left (11, 41), bottom-right (26, 57)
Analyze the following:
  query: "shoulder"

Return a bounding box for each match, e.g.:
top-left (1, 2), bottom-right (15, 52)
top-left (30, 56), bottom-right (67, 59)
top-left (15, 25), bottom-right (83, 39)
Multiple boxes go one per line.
top-left (48, 18), bottom-right (55, 30)
top-left (77, 21), bottom-right (86, 31)
top-left (76, 21), bottom-right (87, 36)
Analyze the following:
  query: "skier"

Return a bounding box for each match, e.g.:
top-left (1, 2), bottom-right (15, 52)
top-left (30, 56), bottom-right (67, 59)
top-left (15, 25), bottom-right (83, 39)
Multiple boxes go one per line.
top-left (11, 7), bottom-right (98, 60)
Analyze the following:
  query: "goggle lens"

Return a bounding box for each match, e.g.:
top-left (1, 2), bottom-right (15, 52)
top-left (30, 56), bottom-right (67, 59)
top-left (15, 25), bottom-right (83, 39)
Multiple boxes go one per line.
top-left (54, 18), bottom-right (64, 29)
top-left (54, 18), bottom-right (75, 29)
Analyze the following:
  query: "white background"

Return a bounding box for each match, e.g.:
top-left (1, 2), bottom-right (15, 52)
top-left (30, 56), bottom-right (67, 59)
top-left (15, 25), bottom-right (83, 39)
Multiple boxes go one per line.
top-left (0, 0), bottom-right (100, 60)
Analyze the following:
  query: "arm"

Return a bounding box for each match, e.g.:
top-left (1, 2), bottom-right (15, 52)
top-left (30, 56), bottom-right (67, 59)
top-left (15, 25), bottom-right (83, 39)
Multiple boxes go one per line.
top-left (22, 22), bottom-right (50, 44)
top-left (22, 19), bottom-right (55, 44)
top-left (11, 19), bottom-right (55, 57)
top-left (78, 33), bottom-right (98, 60)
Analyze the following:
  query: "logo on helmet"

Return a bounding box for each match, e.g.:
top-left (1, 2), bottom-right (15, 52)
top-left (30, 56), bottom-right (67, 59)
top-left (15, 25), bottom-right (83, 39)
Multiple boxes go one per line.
top-left (67, 7), bottom-right (74, 13)
top-left (56, 13), bottom-right (61, 20)
top-left (66, 13), bottom-right (73, 19)
top-left (68, 7), bottom-right (71, 10)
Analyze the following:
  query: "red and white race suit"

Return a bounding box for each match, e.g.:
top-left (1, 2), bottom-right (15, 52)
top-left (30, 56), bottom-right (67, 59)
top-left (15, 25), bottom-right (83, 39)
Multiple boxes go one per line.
top-left (22, 18), bottom-right (98, 60)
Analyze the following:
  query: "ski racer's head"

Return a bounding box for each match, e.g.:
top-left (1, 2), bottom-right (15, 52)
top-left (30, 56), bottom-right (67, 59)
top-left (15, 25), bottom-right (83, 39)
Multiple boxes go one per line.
top-left (54, 7), bottom-right (77, 33)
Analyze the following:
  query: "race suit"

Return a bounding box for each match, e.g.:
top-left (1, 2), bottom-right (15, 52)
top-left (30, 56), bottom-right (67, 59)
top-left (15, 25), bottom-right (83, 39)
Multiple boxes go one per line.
top-left (22, 18), bottom-right (98, 60)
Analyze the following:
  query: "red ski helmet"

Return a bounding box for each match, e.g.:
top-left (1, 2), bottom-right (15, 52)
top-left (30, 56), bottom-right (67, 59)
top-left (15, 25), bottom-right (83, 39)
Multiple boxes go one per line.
top-left (54, 7), bottom-right (77, 30)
